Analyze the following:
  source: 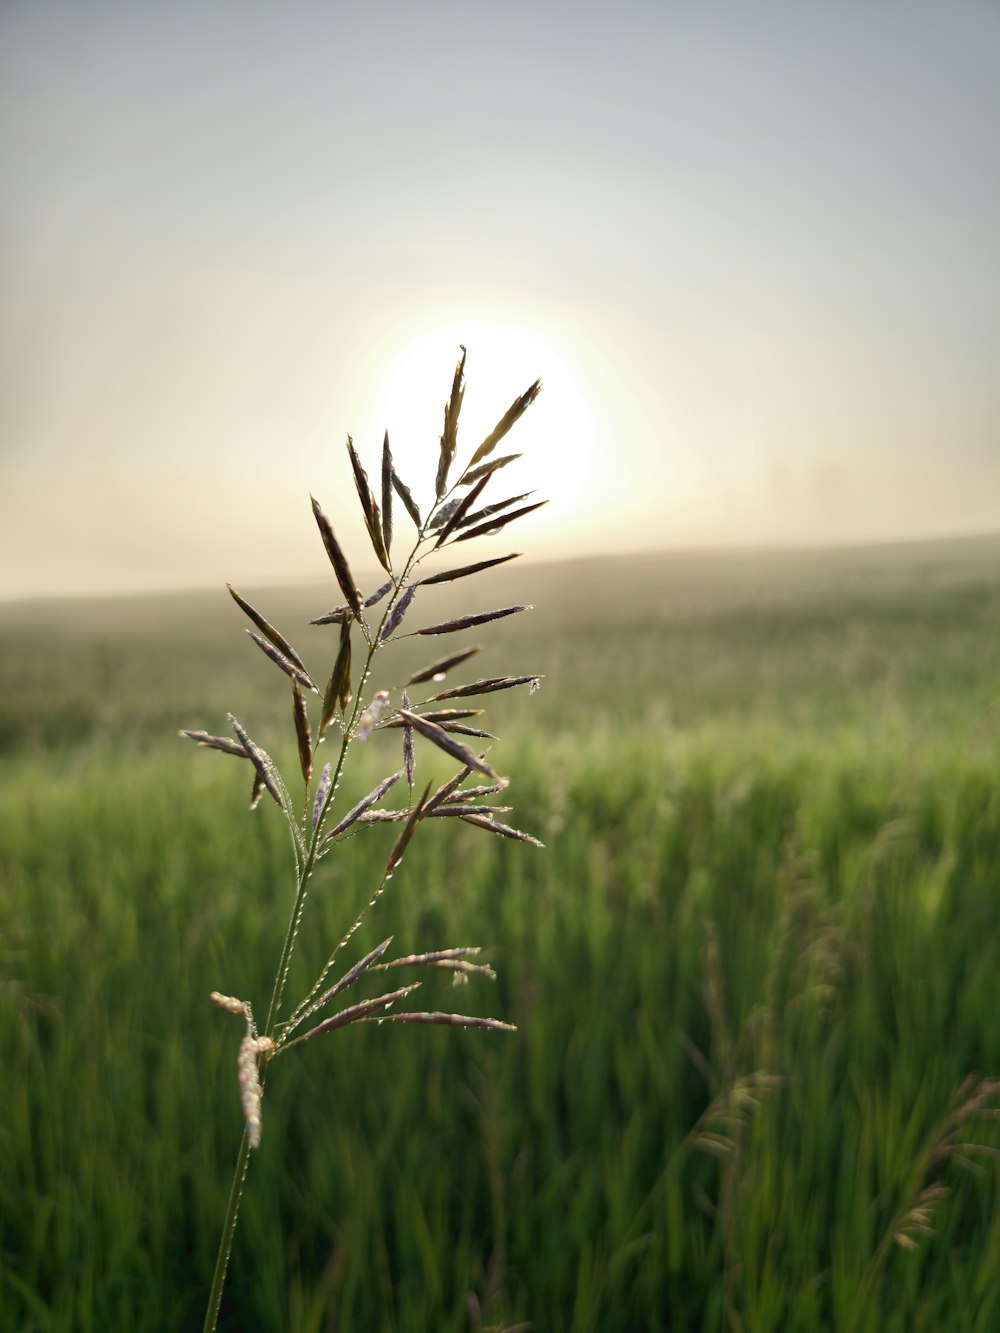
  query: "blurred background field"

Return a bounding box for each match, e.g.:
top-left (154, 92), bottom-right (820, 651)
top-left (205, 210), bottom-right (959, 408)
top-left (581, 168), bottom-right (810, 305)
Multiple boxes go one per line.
top-left (2, 536), bottom-right (1000, 1331)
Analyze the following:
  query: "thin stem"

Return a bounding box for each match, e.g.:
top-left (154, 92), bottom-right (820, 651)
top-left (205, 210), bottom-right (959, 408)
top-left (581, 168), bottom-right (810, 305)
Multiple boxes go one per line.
top-left (201, 1129), bottom-right (252, 1333)
top-left (202, 524), bottom-right (432, 1333)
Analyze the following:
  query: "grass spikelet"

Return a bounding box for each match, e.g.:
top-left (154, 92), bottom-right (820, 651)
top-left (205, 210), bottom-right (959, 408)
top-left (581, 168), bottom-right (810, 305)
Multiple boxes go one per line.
top-left (381, 430), bottom-right (393, 556)
top-left (384, 709), bottom-right (485, 726)
top-left (291, 682), bottom-right (313, 782)
top-left (294, 984), bottom-right (422, 1045)
top-left (238, 1034), bottom-right (271, 1150)
top-left (248, 631), bottom-right (318, 693)
top-left (460, 451), bottom-right (521, 486)
top-left (401, 690), bottom-right (415, 794)
top-left (310, 606), bottom-right (350, 626)
top-left (459, 813), bottom-right (543, 846)
top-left (452, 500), bottom-right (548, 543)
top-left (366, 580), bottom-right (395, 608)
top-left (310, 495), bottom-right (363, 619)
top-left (319, 620), bottom-right (352, 741)
top-left (282, 939), bottom-right (396, 1041)
top-left (179, 730), bottom-right (249, 759)
top-left (385, 782), bottom-right (432, 875)
top-left (228, 715), bottom-right (283, 809)
top-left (427, 675), bottom-right (541, 701)
top-left (397, 709), bottom-right (497, 778)
top-left (380, 586), bottom-right (416, 642)
top-left (227, 585), bottom-right (310, 676)
top-left (407, 645), bottom-right (483, 684)
top-left (312, 763), bottom-right (331, 829)
top-left (391, 466), bottom-right (422, 529)
top-left (347, 436), bottom-right (391, 572)
top-left (462, 379), bottom-right (541, 473)
top-left (415, 605), bottom-right (532, 636)
top-left (367, 1011), bottom-right (516, 1033)
top-left (455, 491), bottom-right (534, 533)
top-left (417, 555), bottom-right (520, 587)
top-left (433, 473), bottom-right (490, 547)
top-left (356, 690), bottom-right (391, 741)
top-left (323, 770), bottom-right (403, 843)
top-left (436, 346), bottom-right (466, 498)
top-left (441, 782), bottom-right (507, 802)
top-left (210, 992), bottom-right (248, 1016)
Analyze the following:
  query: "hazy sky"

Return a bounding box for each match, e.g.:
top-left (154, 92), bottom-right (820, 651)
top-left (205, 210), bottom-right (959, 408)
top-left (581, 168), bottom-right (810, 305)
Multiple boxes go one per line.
top-left (1, 0), bottom-right (998, 598)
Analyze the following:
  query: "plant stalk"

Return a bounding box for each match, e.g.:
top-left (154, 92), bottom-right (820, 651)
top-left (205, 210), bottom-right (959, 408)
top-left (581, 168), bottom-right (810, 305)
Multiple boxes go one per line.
top-left (201, 532), bottom-right (429, 1333)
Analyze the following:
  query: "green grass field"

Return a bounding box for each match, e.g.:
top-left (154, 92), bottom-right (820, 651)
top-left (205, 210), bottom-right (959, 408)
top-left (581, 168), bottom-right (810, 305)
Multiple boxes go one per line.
top-left (2, 536), bottom-right (999, 1331)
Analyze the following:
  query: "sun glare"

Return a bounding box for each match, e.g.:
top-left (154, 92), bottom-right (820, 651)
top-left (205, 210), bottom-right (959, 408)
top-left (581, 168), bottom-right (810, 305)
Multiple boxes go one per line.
top-left (366, 324), bottom-right (596, 544)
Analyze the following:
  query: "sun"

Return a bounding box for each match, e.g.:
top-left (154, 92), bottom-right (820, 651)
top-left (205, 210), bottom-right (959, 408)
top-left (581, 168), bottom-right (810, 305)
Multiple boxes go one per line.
top-left (367, 322), bottom-right (596, 536)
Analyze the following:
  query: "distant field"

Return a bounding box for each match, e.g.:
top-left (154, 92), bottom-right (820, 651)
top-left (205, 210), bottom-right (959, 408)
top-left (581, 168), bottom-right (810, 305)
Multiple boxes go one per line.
top-left (1, 537), bottom-right (999, 1331)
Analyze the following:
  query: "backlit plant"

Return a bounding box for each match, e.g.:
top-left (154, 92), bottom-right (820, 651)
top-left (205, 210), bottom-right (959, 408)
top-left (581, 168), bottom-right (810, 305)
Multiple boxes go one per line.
top-left (182, 349), bottom-right (546, 1333)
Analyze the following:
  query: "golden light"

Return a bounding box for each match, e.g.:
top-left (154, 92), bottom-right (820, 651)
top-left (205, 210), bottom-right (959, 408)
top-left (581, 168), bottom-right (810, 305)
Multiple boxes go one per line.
top-left (365, 322), bottom-right (597, 542)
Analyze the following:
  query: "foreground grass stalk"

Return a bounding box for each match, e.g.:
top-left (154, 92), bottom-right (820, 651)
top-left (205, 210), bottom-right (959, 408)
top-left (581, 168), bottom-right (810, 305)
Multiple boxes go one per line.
top-left (188, 350), bottom-right (544, 1331)
top-left (202, 1131), bottom-right (252, 1333)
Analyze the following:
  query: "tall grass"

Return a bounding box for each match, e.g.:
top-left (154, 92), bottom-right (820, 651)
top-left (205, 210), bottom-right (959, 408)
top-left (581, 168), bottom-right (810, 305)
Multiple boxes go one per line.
top-left (1, 536), bottom-right (999, 1329)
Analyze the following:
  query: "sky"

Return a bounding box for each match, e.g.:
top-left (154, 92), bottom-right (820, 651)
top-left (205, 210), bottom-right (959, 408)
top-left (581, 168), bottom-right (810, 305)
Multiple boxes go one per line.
top-left (1, 0), bottom-right (998, 598)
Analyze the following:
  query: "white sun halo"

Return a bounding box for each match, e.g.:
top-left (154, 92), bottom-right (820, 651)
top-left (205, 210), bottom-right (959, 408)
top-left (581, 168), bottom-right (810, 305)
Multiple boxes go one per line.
top-left (368, 323), bottom-right (596, 540)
